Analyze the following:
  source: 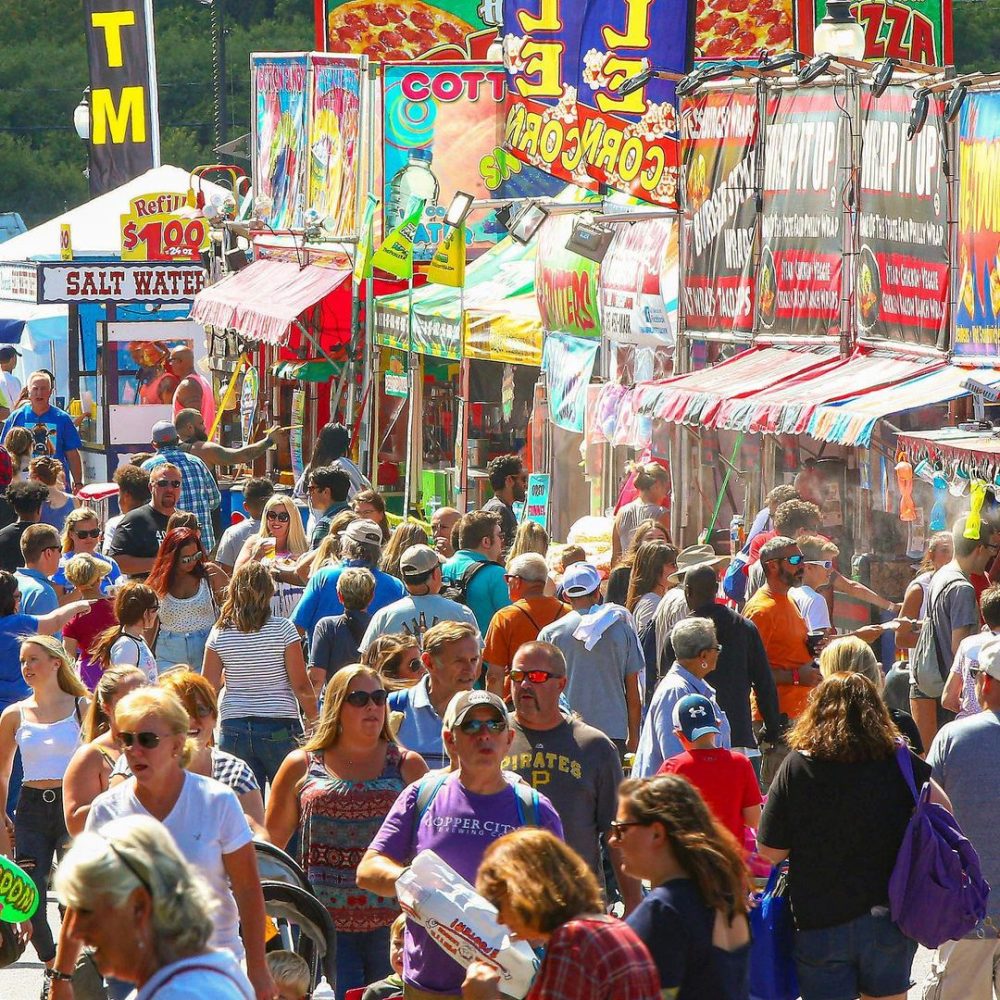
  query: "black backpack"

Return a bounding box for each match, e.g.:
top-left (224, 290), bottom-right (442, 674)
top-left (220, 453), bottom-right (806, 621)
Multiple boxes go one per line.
top-left (441, 560), bottom-right (490, 606)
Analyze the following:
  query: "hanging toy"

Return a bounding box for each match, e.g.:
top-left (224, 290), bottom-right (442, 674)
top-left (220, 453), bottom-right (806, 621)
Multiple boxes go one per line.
top-left (949, 460), bottom-right (970, 498)
top-left (966, 478), bottom-right (988, 539)
top-left (895, 453), bottom-right (917, 522)
top-left (930, 471), bottom-right (949, 531)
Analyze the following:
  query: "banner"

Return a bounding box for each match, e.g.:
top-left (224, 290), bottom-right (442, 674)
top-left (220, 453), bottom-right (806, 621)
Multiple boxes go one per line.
top-left (954, 92), bottom-right (1000, 358)
top-left (120, 192), bottom-right (210, 262)
top-left (541, 332), bottom-right (600, 432)
top-left (372, 198), bottom-right (427, 279)
top-left (758, 87), bottom-right (849, 339)
top-left (697, 0), bottom-right (794, 60)
top-left (427, 223), bottom-right (467, 287)
top-left (240, 365), bottom-right (259, 448)
top-left (83, 0), bottom-right (159, 195)
top-left (681, 88), bottom-right (758, 337)
top-left (291, 388), bottom-right (305, 479)
top-left (502, 0), bottom-right (692, 207)
top-left (321, 0), bottom-right (499, 60)
top-left (37, 263), bottom-right (205, 304)
top-left (857, 85), bottom-right (948, 349)
top-left (0, 855), bottom-right (39, 923)
top-left (354, 193), bottom-right (380, 283)
top-left (252, 54), bottom-right (309, 230)
top-left (308, 54), bottom-right (364, 236)
top-left (600, 218), bottom-right (678, 348)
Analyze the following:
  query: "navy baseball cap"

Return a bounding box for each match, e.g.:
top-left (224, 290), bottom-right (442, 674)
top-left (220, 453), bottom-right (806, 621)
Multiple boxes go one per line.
top-left (672, 693), bottom-right (721, 741)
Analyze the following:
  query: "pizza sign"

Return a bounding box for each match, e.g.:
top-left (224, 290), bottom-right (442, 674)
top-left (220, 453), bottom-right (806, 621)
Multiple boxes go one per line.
top-left (120, 192), bottom-right (210, 262)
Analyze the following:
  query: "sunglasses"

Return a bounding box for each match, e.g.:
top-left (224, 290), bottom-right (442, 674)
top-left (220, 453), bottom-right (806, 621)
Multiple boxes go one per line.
top-left (458, 717), bottom-right (507, 735)
top-left (608, 819), bottom-right (647, 839)
top-left (344, 689), bottom-right (389, 708)
top-left (266, 510), bottom-right (291, 522)
top-left (73, 528), bottom-right (101, 539)
top-left (766, 553), bottom-right (804, 565)
top-left (153, 480), bottom-right (182, 489)
top-left (179, 551), bottom-right (203, 565)
top-left (42, 545), bottom-right (61, 554)
top-left (806, 559), bottom-right (834, 569)
top-left (119, 731), bottom-right (163, 750)
top-left (189, 702), bottom-right (214, 719)
top-left (510, 668), bottom-right (560, 684)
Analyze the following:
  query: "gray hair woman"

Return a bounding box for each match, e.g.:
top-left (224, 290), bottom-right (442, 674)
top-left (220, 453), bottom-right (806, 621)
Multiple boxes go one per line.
top-left (632, 616), bottom-right (731, 777)
top-left (54, 814), bottom-right (254, 998)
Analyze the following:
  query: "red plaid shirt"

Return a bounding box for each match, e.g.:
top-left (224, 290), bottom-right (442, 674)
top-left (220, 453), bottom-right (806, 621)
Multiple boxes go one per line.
top-left (0, 446), bottom-right (13, 490)
top-left (527, 916), bottom-right (661, 1000)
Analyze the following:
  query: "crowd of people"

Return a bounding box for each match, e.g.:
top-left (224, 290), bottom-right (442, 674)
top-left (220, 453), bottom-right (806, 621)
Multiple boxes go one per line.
top-left (1, 412), bottom-right (999, 1000)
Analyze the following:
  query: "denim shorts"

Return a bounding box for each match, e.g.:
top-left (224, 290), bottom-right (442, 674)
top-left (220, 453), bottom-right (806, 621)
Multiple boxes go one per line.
top-left (794, 908), bottom-right (917, 1000)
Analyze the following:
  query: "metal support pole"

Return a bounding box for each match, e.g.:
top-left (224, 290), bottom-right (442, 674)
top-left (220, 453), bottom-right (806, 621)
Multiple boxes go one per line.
top-left (402, 274), bottom-right (416, 517)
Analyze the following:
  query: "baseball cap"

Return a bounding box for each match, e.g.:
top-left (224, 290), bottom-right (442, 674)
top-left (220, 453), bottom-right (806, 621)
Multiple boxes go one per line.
top-left (672, 693), bottom-right (722, 742)
top-left (0, 347), bottom-right (21, 362)
top-left (151, 420), bottom-right (179, 444)
top-left (562, 562), bottom-right (602, 598)
top-left (399, 543), bottom-right (443, 581)
top-left (344, 518), bottom-right (383, 547)
top-left (977, 636), bottom-right (1000, 681)
top-left (445, 690), bottom-right (508, 730)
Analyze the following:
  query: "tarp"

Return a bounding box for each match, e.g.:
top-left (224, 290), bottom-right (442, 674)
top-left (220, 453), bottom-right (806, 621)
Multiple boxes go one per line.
top-left (897, 427), bottom-right (1000, 463)
top-left (271, 358), bottom-right (344, 381)
top-left (808, 364), bottom-right (1000, 446)
top-left (190, 258), bottom-right (351, 346)
top-left (0, 301), bottom-right (67, 345)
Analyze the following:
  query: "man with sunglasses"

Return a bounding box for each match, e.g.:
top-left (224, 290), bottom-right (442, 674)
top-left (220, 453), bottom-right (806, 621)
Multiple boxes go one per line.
top-left (359, 689), bottom-right (562, 1000)
top-left (108, 463), bottom-right (183, 579)
top-left (502, 641), bottom-right (643, 912)
top-left (743, 535), bottom-right (821, 788)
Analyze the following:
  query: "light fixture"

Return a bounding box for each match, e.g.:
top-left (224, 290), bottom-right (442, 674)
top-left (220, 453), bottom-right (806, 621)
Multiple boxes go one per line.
top-left (907, 88), bottom-right (930, 140)
top-left (73, 88), bottom-right (91, 141)
top-left (676, 60), bottom-right (742, 96)
top-left (445, 191), bottom-right (475, 228)
top-left (813, 0), bottom-right (866, 60)
top-left (872, 58), bottom-right (896, 97)
top-left (565, 221), bottom-right (615, 263)
top-left (797, 53), bottom-right (834, 84)
top-left (617, 68), bottom-right (654, 96)
top-left (945, 82), bottom-right (968, 124)
top-left (508, 202), bottom-right (548, 245)
top-left (759, 50), bottom-right (804, 72)
top-left (224, 247), bottom-right (250, 272)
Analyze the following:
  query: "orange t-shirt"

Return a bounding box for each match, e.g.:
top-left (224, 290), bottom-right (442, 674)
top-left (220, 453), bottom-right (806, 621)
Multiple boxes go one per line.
top-left (743, 587), bottom-right (812, 719)
top-left (484, 596), bottom-right (570, 698)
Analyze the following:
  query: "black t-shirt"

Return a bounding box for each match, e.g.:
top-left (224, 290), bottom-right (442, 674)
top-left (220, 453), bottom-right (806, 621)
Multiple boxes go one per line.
top-left (889, 708), bottom-right (924, 755)
top-left (626, 879), bottom-right (749, 1000)
top-left (759, 748), bottom-right (931, 929)
top-left (107, 504), bottom-right (171, 571)
top-left (482, 495), bottom-right (518, 550)
top-left (0, 520), bottom-right (31, 573)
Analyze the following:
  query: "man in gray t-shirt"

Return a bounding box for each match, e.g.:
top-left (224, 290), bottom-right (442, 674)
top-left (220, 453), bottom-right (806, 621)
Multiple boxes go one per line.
top-left (537, 563), bottom-right (644, 751)
top-left (922, 637), bottom-right (1000, 997)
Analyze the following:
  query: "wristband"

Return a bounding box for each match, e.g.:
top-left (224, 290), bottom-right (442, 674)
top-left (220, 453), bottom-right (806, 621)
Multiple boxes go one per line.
top-left (791, 668), bottom-right (801, 686)
top-left (45, 969), bottom-right (74, 983)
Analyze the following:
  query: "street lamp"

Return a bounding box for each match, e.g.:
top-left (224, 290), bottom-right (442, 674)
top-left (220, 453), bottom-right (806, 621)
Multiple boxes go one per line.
top-left (813, 0), bottom-right (866, 60)
top-left (73, 88), bottom-right (91, 142)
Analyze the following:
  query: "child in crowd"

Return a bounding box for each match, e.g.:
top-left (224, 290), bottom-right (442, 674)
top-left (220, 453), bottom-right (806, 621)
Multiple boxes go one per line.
top-left (267, 949), bottom-right (312, 1000)
top-left (361, 912), bottom-right (405, 1000)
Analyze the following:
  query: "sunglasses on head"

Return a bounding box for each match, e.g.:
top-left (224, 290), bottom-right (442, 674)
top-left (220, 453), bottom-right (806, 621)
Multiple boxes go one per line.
top-left (510, 668), bottom-right (559, 684)
top-left (344, 689), bottom-right (389, 708)
top-left (266, 510), bottom-right (291, 522)
top-left (73, 528), bottom-right (101, 539)
top-left (119, 731), bottom-right (163, 749)
top-left (458, 717), bottom-right (507, 735)
top-left (153, 479), bottom-right (181, 489)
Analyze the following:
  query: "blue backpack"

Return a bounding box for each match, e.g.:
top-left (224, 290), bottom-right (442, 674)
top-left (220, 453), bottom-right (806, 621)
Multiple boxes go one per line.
top-left (723, 542), bottom-right (753, 602)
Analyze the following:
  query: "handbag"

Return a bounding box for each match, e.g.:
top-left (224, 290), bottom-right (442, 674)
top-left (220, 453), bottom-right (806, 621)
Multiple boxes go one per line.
top-left (911, 579), bottom-right (965, 698)
top-left (0, 920), bottom-right (27, 970)
top-left (888, 742), bottom-right (990, 947)
top-left (749, 863), bottom-right (799, 1000)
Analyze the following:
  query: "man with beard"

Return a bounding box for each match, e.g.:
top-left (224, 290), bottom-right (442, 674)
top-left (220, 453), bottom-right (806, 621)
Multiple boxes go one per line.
top-left (174, 407), bottom-right (285, 467)
top-left (743, 535), bottom-right (822, 788)
top-left (481, 454), bottom-right (527, 552)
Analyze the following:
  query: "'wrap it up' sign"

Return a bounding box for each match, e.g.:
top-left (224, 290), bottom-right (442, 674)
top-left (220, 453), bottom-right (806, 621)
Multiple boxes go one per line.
top-left (83, 0), bottom-right (160, 195)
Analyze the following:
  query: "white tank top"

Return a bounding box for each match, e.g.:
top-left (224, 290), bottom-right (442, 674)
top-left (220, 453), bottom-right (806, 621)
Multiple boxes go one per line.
top-left (16, 701), bottom-right (83, 782)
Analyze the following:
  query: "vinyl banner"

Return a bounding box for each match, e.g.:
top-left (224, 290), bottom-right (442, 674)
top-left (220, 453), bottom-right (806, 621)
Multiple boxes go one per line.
top-left (954, 92), bottom-right (1000, 358)
top-left (857, 85), bottom-right (948, 349)
top-left (536, 208), bottom-right (602, 341)
top-left (83, 0), bottom-right (159, 196)
top-left (308, 54), bottom-right (364, 236)
top-left (681, 88), bottom-right (758, 336)
top-left (697, 0), bottom-right (794, 60)
top-left (758, 87), bottom-right (848, 339)
top-left (252, 54), bottom-right (309, 230)
top-left (502, 0), bottom-right (691, 207)
top-left (541, 332), bottom-right (600, 432)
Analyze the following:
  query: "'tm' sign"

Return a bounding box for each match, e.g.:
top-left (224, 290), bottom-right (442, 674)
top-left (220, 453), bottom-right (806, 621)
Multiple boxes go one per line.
top-left (83, 0), bottom-right (160, 195)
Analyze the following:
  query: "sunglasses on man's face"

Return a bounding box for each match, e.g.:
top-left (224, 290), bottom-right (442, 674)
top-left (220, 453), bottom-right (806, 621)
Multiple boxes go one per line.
top-left (119, 731), bottom-right (163, 750)
top-left (153, 479), bottom-right (182, 489)
top-left (510, 668), bottom-right (560, 684)
top-left (266, 510), bottom-right (291, 523)
top-left (344, 689), bottom-right (389, 708)
top-left (458, 717), bottom-right (507, 736)
top-left (73, 528), bottom-right (101, 539)
top-left (767, 553), bottom-right (804, 566)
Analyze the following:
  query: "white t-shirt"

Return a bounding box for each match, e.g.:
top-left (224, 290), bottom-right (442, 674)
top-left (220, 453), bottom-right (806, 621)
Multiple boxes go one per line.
top-left (102, 514), bottom-right (124, 557)
top-left (0, 370), bottom-right (21, 409)
top-left (87, 772), bottom-right (252, 960)
top-left (110, 633), bottom-right (158, 683)
top-left (791, 585), bottom-right (831, 630)
top-left (133, 950), bottom-right (254, 999)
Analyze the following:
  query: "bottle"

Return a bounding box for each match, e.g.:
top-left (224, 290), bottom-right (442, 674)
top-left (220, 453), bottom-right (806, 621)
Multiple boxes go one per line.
top-left (729, 515), bottom-right (745, 555)
top-left (386, 148), bottom-right (440, 230)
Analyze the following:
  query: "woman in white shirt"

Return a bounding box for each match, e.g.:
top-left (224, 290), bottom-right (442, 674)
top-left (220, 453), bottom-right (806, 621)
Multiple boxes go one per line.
top-left (91, 582), bottom-right (161, 684)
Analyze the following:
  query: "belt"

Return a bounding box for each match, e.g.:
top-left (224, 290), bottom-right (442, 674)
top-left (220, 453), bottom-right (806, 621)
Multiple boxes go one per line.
top-left (23, 786), bottom-right (61, 803)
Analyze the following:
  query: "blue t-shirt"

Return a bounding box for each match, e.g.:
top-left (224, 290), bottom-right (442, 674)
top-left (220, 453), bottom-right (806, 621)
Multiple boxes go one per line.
top-left (51, 553), bottom-right (123, 595)
top-left (14, 568), bottom-right (59, 617)
top-left (0, 613), bottom-right (39, 707)
top-left (2, 404), bottom-right (82, 482)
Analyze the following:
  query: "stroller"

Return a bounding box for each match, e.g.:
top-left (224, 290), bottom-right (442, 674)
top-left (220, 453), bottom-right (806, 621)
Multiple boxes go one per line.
top-left (256, 840), bottom-right (337, 996)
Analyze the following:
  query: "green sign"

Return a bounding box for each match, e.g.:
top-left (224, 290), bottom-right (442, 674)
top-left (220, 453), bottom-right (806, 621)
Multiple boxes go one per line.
top-left (0, 855), bottom-right (40, 923)
top-left (385, 353), bottom-right (408, 398)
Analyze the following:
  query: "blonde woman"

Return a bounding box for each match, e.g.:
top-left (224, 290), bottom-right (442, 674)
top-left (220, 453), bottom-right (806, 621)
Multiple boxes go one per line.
top-left (612, 462), bottom-right (672, 566)
top-left (305, 508), bottom-right (359, 579)
top-left (30, 454), bottom-right (80, 534)
top-left (0, 636), bottom-right (89, 970)
top-left (61, 553), bottom-right (119, 689)
top-left (380, 521), bottom-right (427, 581)
top-left (236, 493), bottom-right (312, 608)
top-left (266, 665), bottom-right (426, 997)
top-left (53, 507), bottom-right (123, 597)
top-left (203, 562), bottom-right (318, 790)
top-left (506, 521), bottom-right (557, 596)
top-left (4, 426), bottom-right (32, 480)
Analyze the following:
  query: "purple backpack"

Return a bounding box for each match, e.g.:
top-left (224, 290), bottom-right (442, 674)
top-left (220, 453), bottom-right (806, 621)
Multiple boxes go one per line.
top-left (888, 743), bottom-right (990, 947)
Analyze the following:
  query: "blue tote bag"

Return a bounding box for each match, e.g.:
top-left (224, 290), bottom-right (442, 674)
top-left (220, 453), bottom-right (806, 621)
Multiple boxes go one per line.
top-left (749, 863), bottom-right (799, 1000)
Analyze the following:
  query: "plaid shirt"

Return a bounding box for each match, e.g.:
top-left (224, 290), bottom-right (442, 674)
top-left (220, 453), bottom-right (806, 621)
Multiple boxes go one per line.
top-left (142, 447), bottom-right (221, 550)
top-left (527, 917), bottom-right (660, 1000)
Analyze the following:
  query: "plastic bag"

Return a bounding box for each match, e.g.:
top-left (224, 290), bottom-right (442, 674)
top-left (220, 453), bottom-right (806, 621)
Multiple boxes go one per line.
top-left (396, 850), bottom-right (540, 999)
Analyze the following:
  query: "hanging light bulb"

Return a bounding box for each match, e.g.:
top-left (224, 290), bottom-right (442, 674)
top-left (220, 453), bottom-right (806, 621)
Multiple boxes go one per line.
top-left (813, 0), bottom-right (866, 60)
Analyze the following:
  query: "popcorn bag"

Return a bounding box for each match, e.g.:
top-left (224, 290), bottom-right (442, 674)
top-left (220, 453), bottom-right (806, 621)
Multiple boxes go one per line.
top-left (396, 850), bottom-right (540, 999)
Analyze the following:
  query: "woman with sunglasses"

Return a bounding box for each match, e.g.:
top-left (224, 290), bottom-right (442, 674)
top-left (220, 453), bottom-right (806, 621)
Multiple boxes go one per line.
top-left (146, 527), bottom-right (227, 674)
top-left (62, 686), bottom-right (277, 999)
top-left (267, 665), bottom-right (426, 1000)
top-left (91, 581), bottom-right (161, 685)
top-left (51, 507), bottom-right (123, 598)
top-left (0, 636), bottom-right (89, 975)
top-left (235, 494), bottom-right (309, 616)
top-left (611, 774), bottom-right (751, 1000)
top-left (362, 632), bottom-right (426, 691)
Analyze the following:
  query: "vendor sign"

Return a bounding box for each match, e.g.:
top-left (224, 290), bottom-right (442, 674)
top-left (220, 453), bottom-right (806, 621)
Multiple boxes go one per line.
top-left (0, 263), bottom-right (38, 302)
top-left (542, 332), bottom-right (600, 432)
top-left (536, 205), bottom-right (602, 342)
top-left (37, 262), bottom-right (206, 305)
top-left (120, 192), bottom-right (210, 262)
top-left (856, 84), bottom-right (947, 350)
top-left (955, 91), bottom-right (1000, 359)
top-left (680, 88), bottom-right (757, 337)
top-left (758, 87), bottom-right (848, 339)
top-left (252, 54), bottom-right (309, 230)
top-left (0, 855), bottom-right (39, 923)
top-left (525, 473), bottom-right (550, 528)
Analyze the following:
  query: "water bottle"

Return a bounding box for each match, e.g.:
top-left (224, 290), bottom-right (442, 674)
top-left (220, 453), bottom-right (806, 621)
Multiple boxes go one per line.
top-left (730, 515), bottom-right (745, 555)
top-left (386, 148), bottom-right (440, 229)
